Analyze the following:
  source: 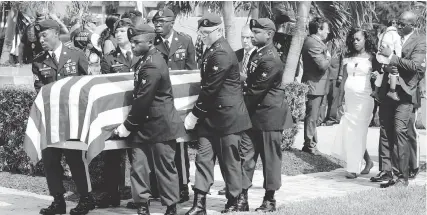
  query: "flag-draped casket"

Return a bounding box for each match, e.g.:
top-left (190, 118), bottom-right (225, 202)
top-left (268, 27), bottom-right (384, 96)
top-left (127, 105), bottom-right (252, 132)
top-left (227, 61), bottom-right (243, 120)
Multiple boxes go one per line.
top-left (24, 70), bottom-right (200, 163)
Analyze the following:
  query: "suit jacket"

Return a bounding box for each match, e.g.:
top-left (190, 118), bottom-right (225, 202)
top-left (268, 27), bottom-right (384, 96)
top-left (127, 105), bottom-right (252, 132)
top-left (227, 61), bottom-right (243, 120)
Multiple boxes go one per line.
top-left (243, 43), bottom-right (293, 131)
top-left (32, 44), bottom-right (88, 93)
top-left (154, 31), bottom-right (197, 70)
top-left (123, 48), bottom-right (185, 143)
top-left (100, 46), bottom-right (140, 74)
top-left (192, 37), bottom-right (252, 136)
top-left (301, 34), bottom-right (331, 95)
top-left (235, 48), bottom-right (256, 83)
top-left (379, 33), bottom-right (426, 104)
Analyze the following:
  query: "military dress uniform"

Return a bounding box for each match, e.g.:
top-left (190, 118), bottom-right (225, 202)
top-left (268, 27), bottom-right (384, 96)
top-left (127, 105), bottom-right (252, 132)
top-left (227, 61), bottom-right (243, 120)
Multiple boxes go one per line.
top-left (20, 22), bottom-right (43, 64)
top-left (240, 18), bottom-right (293, 212)
top-left (152, 8), bottom-right (197, 202)
top-left (125, 24), bottom-right (185, 215)
top-left (185, 13), bottom-right (252, 215)
top-left (32, 20), bottom-right (94, 215)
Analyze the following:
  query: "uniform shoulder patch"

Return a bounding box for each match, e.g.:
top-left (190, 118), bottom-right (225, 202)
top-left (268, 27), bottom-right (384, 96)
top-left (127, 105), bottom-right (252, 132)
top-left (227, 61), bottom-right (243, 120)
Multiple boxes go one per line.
top-left (177, 31), bottom-right (192, 40)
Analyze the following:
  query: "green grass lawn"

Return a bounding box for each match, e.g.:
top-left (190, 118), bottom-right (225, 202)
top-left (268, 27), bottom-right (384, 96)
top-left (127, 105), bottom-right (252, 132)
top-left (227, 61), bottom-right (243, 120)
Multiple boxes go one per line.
top-left (231, 185), bottom-right (426, 215)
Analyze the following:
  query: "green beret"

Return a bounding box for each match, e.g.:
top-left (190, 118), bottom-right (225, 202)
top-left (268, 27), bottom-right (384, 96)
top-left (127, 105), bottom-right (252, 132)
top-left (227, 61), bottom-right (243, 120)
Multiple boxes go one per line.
top-left (250, 18), bottom-right (276, 31)
top-left (127, 23), bottom-right (155, 40)
top-left (114, 18), bottom-right (133, 32)
top-left (34, 19), bottom-right (60, 33)
top-left (198, 13), bottom-right (222, 29)
top-left (153, 8), bottom-right (175, 20)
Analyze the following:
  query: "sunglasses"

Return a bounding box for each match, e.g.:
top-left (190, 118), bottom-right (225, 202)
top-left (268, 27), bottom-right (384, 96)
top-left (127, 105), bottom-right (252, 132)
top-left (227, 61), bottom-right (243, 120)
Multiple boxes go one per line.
top-left (197, 28), bottom-right (220, 37)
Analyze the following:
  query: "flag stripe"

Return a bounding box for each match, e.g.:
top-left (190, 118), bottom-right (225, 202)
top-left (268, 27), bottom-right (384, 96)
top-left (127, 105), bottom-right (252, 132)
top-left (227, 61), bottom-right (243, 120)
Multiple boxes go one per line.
top-left (50, 77), bottom-right (73, 144)
top-left (59, 76), bottom-right (83, 141)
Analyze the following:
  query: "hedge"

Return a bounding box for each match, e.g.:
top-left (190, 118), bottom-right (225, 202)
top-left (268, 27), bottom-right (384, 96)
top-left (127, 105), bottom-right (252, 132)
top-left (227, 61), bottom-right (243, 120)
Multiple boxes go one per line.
top-left (0, 82), bottom-right (308, 188)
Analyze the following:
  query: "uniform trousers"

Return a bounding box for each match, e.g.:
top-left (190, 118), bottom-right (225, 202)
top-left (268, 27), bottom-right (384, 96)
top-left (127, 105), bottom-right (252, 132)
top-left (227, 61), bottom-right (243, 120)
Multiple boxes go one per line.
top-left (240, 129), bottom-right (282, 191)
top-left (130, 140), bottom-right (179, 206)
top-left (42, 148), bottom-right (91, 196)
top-left (175, 142), bottom-right (190, 188)
top-left (194, 133), bottom-right (242, 198)
top-left (379, 96), bottom-right (413, 180)
top-left (304, 95), bottom-right (324, 148)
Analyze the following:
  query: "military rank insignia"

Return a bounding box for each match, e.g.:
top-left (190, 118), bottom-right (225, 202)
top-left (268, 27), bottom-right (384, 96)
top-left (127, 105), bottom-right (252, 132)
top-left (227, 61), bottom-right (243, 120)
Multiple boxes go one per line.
top-left (141, 79), bottom-right (146, 84)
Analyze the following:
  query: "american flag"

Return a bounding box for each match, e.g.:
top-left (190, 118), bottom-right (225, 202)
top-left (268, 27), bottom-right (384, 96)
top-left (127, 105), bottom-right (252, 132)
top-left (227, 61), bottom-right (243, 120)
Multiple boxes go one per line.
top-left (23, 70), bottom-right (201, 163)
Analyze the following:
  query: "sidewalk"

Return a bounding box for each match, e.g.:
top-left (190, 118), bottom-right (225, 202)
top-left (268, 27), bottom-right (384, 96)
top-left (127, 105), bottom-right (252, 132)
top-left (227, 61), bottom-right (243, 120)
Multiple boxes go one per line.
top-left (0, 125), bottom-right (425, 215)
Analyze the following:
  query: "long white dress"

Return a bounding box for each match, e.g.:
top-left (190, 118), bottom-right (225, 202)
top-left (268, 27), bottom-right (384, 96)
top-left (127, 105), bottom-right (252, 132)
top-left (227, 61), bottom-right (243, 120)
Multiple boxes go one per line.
top-left (332, 57), bottom-right (375, 173)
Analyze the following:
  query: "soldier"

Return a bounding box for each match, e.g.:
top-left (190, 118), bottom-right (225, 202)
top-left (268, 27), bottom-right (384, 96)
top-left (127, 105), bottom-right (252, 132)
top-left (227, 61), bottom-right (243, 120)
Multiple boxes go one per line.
top-left (152, 8), bottom-right (197, 203)
top-left (32, 19), bottom-right (94, 215)
top-left (184, 13), bottom-right (252, 215)
top-left (112, 23), bottom-right (185, 215)
top-left (96, 18), bottom-right (137, 208)
top-left (240, 18), bottom-right (293, 212)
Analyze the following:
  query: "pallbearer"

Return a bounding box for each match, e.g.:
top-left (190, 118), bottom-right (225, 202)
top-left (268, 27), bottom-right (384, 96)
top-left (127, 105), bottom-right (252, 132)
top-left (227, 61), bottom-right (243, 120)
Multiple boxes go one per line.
top-left (112, 23), bottom-right (185, 215)
top-left (184, 13), bottom-right (252, 215)
top-left (32, 19), bottom-right (94, 215)
top-left (240, 18), bottom-right (293, 212)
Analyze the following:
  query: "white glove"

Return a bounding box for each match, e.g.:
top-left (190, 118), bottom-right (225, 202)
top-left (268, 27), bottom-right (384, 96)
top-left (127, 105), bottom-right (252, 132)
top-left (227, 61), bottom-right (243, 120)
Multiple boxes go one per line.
top-left (184, 112), bottom-right (198, 130)
top-left (115, 124), bottom-right (131, 138)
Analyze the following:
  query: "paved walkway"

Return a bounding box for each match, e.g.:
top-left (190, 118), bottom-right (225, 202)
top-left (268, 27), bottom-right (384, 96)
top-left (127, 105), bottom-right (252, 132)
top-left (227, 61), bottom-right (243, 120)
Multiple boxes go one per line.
top-left (0, 125), bottom-right (425, 215)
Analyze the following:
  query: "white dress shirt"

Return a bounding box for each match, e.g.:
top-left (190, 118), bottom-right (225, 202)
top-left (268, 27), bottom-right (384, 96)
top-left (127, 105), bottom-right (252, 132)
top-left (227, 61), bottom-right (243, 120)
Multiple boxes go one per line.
top-left (48, 43), bottom-right (63, 62)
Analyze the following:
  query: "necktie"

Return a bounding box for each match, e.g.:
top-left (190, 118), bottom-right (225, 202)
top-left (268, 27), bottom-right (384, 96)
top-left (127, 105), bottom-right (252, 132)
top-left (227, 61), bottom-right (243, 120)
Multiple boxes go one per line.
top-left (401, 36), bottom-right (405, 46)
top-left (126, 51), bottom-right (132, 63)
top-left (51, 52), bottom-right (58, 65)
top-left (242, 52), bottom-right (250, 75)
top-left (164, 40), bottom-right (170, 50)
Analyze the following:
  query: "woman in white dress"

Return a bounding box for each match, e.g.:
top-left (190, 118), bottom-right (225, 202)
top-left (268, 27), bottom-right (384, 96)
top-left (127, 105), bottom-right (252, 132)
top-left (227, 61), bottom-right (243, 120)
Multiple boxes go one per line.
top-left (332, 28), bottom-right (379, 178)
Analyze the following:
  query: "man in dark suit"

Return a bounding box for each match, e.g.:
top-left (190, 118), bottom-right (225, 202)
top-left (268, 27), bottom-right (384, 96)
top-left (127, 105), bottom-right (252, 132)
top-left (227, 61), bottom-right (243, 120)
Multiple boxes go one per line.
top-left (33, 19), bottom-right (95, 215)
top-left (300, 17), bottom-right (331, 155)
top-left (239, 18), bottom-right (293, 213)
top-left (152, 8), bottom-right (197, 203)
top-left (235, 24), bottom-right (257, 84)
top-left (184, 13), bottom-right (252, 215)
top-left (113, 23), bottom-right (186, 215)
top-left (374, 11), bottom-right (426, 187)
top-left (318, 39), bottom-right (344, 126)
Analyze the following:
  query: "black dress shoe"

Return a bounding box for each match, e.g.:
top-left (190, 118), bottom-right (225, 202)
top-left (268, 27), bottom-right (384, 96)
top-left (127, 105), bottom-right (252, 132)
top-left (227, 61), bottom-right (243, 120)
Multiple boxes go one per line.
top-left (165, 204), bottom-right (177, 215)
top-left (179, 185), bottom-right (190, 203)
top-left (302, 146), bottom-right (320, 155)
top-left (96, 192), bottom-right (120, 208)
top-left (218, 187), bottom-right (227, 195)
top-left (370, 171), bottom-right (393, 182)
top-left (70, 194), bottom-right (96, 215)
top-left (255, 198), bottom-right (276, 212)
top-left (380, 179), bottom-right (409, 188)
top-left (137, 203), bottom-right (150, 215)
top-left (40, 194), bottom-right (66, 215)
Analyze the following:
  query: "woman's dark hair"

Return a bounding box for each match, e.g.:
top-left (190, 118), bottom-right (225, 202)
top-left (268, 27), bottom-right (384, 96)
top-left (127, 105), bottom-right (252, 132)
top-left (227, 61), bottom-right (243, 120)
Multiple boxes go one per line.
top-left (308, 17), bottom-right (328, 35)
top-left (345, 27), bottom-right (378, 57)
top-left (98, 15), bottom-right (120, 50)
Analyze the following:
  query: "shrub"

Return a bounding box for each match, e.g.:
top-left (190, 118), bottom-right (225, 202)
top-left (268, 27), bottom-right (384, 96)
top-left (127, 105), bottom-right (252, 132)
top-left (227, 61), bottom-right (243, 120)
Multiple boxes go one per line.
top-left (282, 82), bottom-right (309, 150)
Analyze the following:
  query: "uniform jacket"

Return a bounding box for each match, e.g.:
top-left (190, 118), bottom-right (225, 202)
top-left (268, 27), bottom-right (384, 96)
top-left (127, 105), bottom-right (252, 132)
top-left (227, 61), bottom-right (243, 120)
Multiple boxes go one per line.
top-left (100, 46), bottom-right (140, 74)
top-left (32, 44), bottom-right (88, 93)
top-left (123, 48), bottom-right (185, 143)
top-left (243, 43), bottom-right (293, 131)
top-left (379, 32), bottom-right (426, 104)
top-left (192, 37), bottom-right (252, 136)
top-left (154, 30), bottom-right (197, 70)
top-left (301, 34), bottom-right (331, 95)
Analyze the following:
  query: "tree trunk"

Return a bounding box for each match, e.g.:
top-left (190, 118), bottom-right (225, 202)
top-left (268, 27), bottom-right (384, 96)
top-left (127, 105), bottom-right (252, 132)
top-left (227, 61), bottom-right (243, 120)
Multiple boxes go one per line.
top-left (222, 1), bottom-right (238, 50)
top-left (250, 2), bottom-right (259, 19)
top-left (0, 8), bottom-right (17, 64)
top-left (281, 1), bottom-right (311, 85)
